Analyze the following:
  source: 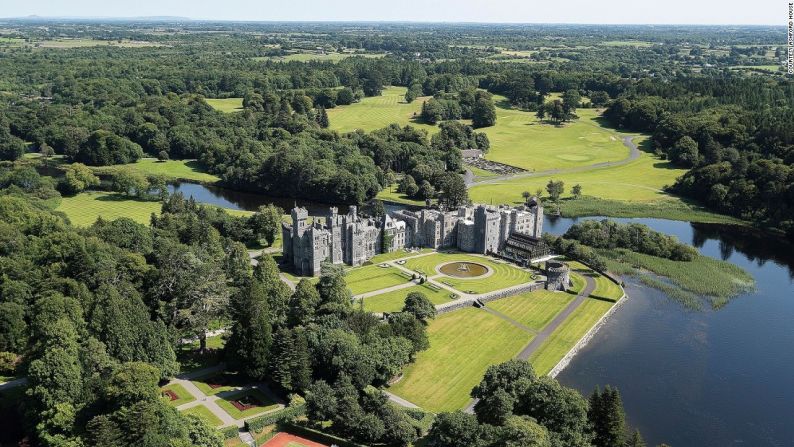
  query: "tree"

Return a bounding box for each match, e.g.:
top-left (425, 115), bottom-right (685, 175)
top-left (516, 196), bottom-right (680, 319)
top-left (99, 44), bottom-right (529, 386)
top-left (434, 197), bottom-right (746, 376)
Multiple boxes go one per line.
top-left (402, 292), bottom-right (437, 321)
top-left (110, 169), bottom-right (149, 197)
top-left (336, 87), bottom-right (355, 105)
top-left (625, 429), bottom-right (646, 447)
top-left (157, 150), bottom-right (169, 161)
top-left (588, 386), bottom-right (627, 447)
top-left (387, 312), bottom-right (429, 354)
top-left (399, 175), bottom-right (419, 197)
top-left (306, 380), bottom-right (338, 422)
top-left (502, 415), bottom-right (551, 447)
top-left (437, 172), bottom-right (469, 209)
top-left (0, 130), bottom-right (26, 161)
top-left (426, 412), bottom-right (481, 447)
top-left (226, 279), bottom-right (272, 379)
top-left (562, 89), bottom-right (582, 113)
top-left (370, 199), bottom-right (386, 218)
top-left (522, 191), bottom-right (532, 204)
top-left (104, 362), bottom-right (161, 408)
top-left (515, 376), bottom-right (591, 447)
top-left (535, 104), bottom-right (546, 123)
top-left (288, 279), bottom-right (321, 327)
top-left (670, 136), bottom-right (699, 167)
top-left (472, 97), bottom-right (497, 128)
top-left (40, 142), bottom-right (55, 166)
top-left (74, 130), bottom-right (143, 166)
top-left (317, 263), bottom-right (352, 313)
top-left (572, 184), bottom-right (582, 199)
top-left (253, 254), bottom-right (291, 325)
top-left (590, 91), bottom-right (610, 107)
top-left (61, 162), bottom-right (100, 195)
top-left (546, 179), bottom-right (565, 202)
top-left (316, 106), bottom-right (329, 128)
top-left (477, 387), bottom-right (515, 425)
top-left (417, 180), bottom-right (435, 200)
top-left (249, 204), bottom-right (283, 246)
top-left (0, 302), bottom-right (27, 353)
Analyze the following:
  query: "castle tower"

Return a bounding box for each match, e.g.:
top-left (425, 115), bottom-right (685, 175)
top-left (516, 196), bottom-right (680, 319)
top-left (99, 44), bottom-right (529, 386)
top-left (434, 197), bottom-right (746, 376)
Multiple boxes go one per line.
top-left (545, 261), bottom-right (571, 291)
top-left (327, 207), bottom-right (343, 264)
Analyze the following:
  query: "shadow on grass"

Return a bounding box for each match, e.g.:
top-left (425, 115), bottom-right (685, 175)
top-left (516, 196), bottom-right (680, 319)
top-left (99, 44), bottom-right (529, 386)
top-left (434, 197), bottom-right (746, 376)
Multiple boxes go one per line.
top-left (185, 159), bottom-right (211, 173)
top-left (94, 193), bottom-right (160, 203)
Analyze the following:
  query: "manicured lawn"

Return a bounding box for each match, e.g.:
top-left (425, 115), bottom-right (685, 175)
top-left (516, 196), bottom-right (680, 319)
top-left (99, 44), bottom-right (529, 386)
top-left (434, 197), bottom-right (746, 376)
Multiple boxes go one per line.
top-left (161, 383), bottom-right (196, 407)
top-left (345, 264), bottom-right (411, 295)
top-left (216, 389), bottom-right (280, 420)
top-left (101, 158), bottom-right (220, 183)
top-left (529, 298), bottom-right (614, 375)
top-left (405, 252), bottom-right (534, 294)
top-left (591, 275), bottom-right (624, 301)
top-left (182, 404), bottom-right (224, 427)
top-left (361, 283), bottom-right (456, 313)
top-left (389, 307), bottom-right (533, 411)
top-left (368, 248), bottom-right (433, 263)
top-left (191, 371), bottom-right (247, 396)
top-left (479, 105), bottom-right (630, 172)
top-left (206, 98), bottom-right (244, 113)
top-left (57, 191), bottom-right (252, 227)
top-left (487, 290), bottom-right (575, 331)
top-left (326, 86), bottom-right (437, 134)
top-left (469, 140), bottom-right (688, 205)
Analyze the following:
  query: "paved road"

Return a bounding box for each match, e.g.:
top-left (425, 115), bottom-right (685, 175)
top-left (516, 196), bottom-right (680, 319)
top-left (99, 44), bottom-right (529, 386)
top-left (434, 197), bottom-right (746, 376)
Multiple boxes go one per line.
top-left (464, 275), bottom-right (597, 413)
top-left (469, 135), bottom-right (639, 186)
top-left (383, 390), bottom-right (420, 409)
top-left (0, 377), bottom-right (27, 391)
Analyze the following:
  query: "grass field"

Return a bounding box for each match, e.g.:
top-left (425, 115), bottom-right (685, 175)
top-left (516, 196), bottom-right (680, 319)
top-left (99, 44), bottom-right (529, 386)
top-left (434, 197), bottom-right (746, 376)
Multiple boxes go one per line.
top-left (487, 290), bottom-right (575, 331)
top-left (29, 38), bottom-right (163, 49)
top-left (206, 98), bottom-right (244, 113)
top-left (161, 383), bottom-right (196, 407)
top-left (215, 389), bottom-right (280, 420)
top-left (56, 191), bottom-right (252, 227)
top-left (404, 252), bottom-right (534, 294)
top-left (368, 248), bottom-right (433, 263)
top-left (591, 275), bottom-right (624, 301)
top-left (98, 158), bottom-right (220, 183)
top-left (361, 283), bottom-right (456, 313)
top-left (191, 371), bottom-right (247, 396)
top-left (326, 86), bottom-right (436, 133)
top-left (182, 404), bottom-right (224, 427)
top-left (388, 307), bottom-right (533, 411)
top-left (528, 297), bottom-right (614, 375)
top-left (345, 264), bottom-right (411, 295)
top-left (480, 105), bottom-right (630, 172)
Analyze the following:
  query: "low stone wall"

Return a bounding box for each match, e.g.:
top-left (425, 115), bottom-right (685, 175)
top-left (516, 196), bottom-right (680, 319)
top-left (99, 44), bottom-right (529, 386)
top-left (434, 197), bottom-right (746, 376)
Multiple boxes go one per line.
top-left (435, 281), bottom-right (545, 314)
top-left (547, 292), bottom-right (627, 378)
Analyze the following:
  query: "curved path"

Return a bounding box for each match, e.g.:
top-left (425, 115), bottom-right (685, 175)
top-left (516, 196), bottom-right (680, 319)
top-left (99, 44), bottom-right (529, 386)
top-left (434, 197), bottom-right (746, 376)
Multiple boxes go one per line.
top-left (463, 275), bottom-right (596, 413)
top-left (468, 136), bottom-right (639, 186)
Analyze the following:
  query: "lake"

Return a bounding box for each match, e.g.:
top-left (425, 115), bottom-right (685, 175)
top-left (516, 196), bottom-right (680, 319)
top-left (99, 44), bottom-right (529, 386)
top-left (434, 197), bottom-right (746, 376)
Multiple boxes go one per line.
top-left (171, 182), bottom-right (794, 446)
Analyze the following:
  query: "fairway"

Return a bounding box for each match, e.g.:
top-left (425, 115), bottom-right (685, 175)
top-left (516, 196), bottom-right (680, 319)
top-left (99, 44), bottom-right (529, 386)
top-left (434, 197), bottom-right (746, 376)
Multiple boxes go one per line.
top-left (405, 252), bottom-right (533, 294)
top-left (344, 264), bottom-right (410, 295)
top-left (529, 297), bottom-right (614, 375)
top-left (361, 283), bottom-right (456, 313)
top-left (57, 191), bottom-right (252, 227)
top-left (99, 158), bottom-right (220, 183)
top-left (326, 86), bottom-right (437, 133)
top-left (388, 307), bottom-right (533, 411)
top-left (206, 98), bottom-right (244, 113)
top-left (480, 104), bottom-right (631, 171)
top-left (469, 149), bottom-right (688, 204)
top-left (487, 290), bottom-right (575, 331)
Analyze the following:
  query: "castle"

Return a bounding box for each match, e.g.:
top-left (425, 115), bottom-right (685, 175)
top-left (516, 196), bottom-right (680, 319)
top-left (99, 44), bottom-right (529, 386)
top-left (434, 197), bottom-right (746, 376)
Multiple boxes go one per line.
top-left (281, 200), bottom-right (545, 276)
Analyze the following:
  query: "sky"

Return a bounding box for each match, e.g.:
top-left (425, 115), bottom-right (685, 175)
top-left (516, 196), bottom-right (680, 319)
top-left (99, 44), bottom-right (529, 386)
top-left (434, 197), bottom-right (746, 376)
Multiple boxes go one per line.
top-left (2, 0), bottom-right (784, 25)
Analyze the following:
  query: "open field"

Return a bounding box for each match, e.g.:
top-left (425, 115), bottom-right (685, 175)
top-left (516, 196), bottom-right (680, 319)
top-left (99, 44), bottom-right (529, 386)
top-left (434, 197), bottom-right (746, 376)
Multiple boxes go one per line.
top-left (56, 191), bottom-right (252, 227)
top-left (600, 40), bottom-right (655, 47)
top-left (253, 51), bottom-right (386, 63)
top-left (182, 404), bottom-right (224, 427)
top-left (161, 383), bottom-right (196, 407)
top-left (361, 283), bottom-right (456, 313)
top-left (487, 290), bottom-right (575, 330)
top-left (528, 297), bottom-right (614, 375)
top-left (97, 158), bottom-right (220, 183)
top-left (326, 86), bottom-right (436, 133)
top-left (206, 98), bottom-right (244, 113)
top-left (469, 150), bottom-right (688, 204)
top-left (388, 307), bottom-right (533, 411)
top-left (21, 38), bottom-right (164, 48)
top-left (404, 252), bottom-right (534, 294)
top-left (479, 105), bottom-right (631, 171)
top-left (215, 389), bottom-right (280, 420)
top-left (344, 264), bottom-right (411, 295)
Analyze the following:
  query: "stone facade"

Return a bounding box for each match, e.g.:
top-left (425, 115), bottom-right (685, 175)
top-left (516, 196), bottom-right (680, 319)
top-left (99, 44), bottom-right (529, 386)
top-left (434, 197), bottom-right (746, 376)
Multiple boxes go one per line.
top-left (282, 200), bottom-right (544, 276)
top-left (545, 261), bottom-right (571, 291)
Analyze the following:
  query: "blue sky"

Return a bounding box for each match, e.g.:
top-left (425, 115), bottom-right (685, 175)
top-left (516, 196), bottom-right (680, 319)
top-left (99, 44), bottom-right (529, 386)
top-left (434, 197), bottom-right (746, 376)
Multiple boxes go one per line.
top-left (3, 0), bottom-right (783, 25)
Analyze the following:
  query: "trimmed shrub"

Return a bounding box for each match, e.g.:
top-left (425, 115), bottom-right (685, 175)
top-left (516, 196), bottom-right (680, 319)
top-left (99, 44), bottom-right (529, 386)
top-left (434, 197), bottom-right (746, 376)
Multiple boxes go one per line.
top-left (220, 426), bottom-right (239, 440)
top-left (244, 403), bottom-right (306, 432)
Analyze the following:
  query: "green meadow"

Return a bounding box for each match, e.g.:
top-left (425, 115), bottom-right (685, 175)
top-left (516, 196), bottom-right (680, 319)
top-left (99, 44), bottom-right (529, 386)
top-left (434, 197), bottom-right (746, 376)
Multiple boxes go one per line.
top-left (96, 158), bottom-right (220, 183)
top-left (360, 283), bottom-right (456, 313)
top-left (181, 405), bottom-right (224, 427)
top-left (206, 98), bottom-right (244, 113)
top-left (326, 86), bottom-right (437, 133)
top-left (404, 252), bottom-right (534, 294)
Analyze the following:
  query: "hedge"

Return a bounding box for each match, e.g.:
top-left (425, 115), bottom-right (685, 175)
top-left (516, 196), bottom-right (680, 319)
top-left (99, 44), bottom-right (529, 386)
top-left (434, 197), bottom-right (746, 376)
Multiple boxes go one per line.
top-left (220, 426), bottom-right (239, 440)
top-left (280, 422), bottom-right (368, 447)
top-left (244, 403), bottom-right (306, 432)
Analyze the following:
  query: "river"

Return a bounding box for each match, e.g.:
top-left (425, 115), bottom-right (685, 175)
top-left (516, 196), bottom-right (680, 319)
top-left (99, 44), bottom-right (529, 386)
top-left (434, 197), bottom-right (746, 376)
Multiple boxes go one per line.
top-left (171, 183), bottom-right (794, 447)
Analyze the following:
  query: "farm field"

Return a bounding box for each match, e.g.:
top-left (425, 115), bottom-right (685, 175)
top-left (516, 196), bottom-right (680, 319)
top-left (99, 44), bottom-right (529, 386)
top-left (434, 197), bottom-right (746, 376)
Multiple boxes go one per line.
top-left (528, 297), bottom-right (614, 375)
top-left (326, 86), bottom-right (437, 133)
top-left (206, 98), bottom-right (244, 113)
top-left (344, 264), bottom-right (410, 295)
top-left (487, 290), bottom-right (575, 331)
top-left (404, 252), bottom-right (534, 294)
top-left (182, 404), bottom-right (224, 427)
top-left (56, 192), bottom-right (252, 226)
top-left (388, 307), bottom-right (533, 411)
top-left (98, 158), bottom-right (220, 183)
top-left (361, 283), bottom-right (456, 313)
